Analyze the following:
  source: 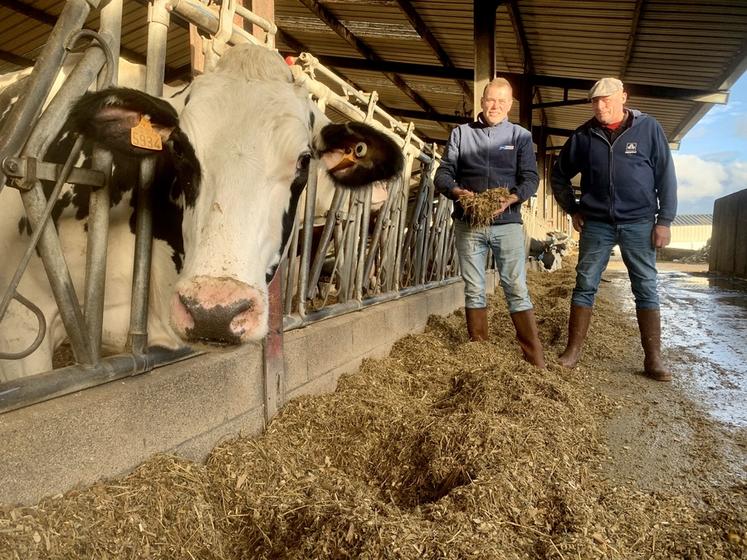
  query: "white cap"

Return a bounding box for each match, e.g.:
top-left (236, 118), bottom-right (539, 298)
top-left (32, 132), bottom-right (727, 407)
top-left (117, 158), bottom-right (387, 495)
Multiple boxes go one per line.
top-left (589, 77), bottom-right (624, 99)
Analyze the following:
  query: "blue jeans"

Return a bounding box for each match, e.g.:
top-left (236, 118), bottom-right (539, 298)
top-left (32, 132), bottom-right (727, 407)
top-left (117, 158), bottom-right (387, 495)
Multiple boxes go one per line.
top-left (454, 221), bottom-right (533, 313)
top-left (573, 219), bottom-right (659, 309)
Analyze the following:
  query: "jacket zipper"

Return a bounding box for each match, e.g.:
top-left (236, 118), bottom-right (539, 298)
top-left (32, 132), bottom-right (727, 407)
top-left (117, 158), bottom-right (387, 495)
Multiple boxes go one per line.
top-left (592, 126), bottom-right (634, 223)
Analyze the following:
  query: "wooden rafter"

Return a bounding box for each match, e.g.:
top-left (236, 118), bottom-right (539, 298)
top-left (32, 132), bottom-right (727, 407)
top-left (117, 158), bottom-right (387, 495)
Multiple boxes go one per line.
top-left (394, 0), bottom-right (472, 100)
top-left (293, 0), bottom-right (449, 132)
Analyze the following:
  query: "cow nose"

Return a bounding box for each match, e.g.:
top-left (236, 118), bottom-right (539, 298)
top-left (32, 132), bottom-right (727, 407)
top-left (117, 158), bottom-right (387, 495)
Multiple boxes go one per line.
top-left (170, 276), bottom-right (264, 345)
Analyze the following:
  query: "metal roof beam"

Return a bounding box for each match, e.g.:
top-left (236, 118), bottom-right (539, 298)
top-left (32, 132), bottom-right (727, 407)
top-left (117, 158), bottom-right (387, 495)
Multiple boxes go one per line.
top-left (619, 0), bottom-right (646, 79)
top-left (1, 0), bottom-right (171, 76)
top-left (532, 98), bottom-right (590, 109)
top-left (394, 0), bottom-right (472, 100)
top-left (308, 56), bottom-right (729, 104)
top-left (309, 54), bottom-right (472, 80)
top-left (532, 126), bottom-right (574, 137)
top-left (385, 107), bottom-right (470, 125)
top-left (530, 75), bottom-right (729, 104)
top-left (0, 48), bottom-right (33, 68)
top-left (294, 0), bottom-right (445, 129)
top-left (0, 0), bottom-right (56, 26)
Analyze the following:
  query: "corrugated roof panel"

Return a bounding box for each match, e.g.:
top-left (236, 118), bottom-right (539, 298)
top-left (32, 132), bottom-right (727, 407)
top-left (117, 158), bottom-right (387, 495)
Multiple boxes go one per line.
top-left (1, 0), bottom-right (746, 146)
top-left (672, 214), bottom-right (713, 226)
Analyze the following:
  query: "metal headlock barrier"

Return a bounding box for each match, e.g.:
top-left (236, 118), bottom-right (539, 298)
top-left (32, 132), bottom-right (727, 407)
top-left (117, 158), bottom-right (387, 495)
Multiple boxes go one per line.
top-left (0, 0), bottom-right (459, 413)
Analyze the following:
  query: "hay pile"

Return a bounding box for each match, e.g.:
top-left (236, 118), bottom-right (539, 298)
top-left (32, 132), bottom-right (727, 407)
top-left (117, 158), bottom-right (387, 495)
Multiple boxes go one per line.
top-left (458, 188), bottom-right (512, 226)
top-left (1, 262), bottom-right (745, 559)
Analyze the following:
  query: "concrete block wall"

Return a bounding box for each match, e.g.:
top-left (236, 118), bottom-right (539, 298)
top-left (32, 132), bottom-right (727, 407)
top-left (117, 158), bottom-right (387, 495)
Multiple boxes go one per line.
top-left (0, 275), bottom-right (492, 505)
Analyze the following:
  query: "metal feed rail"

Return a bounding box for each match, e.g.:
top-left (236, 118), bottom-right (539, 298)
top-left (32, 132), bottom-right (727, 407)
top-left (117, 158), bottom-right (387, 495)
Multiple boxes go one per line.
top-left (0, 0), bottom-right (458, 414)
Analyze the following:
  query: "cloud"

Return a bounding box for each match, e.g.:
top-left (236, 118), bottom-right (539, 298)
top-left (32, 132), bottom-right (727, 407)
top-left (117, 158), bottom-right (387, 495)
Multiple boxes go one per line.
top-left (672, 154), bottom-right (747, 213)
top-left (673, 154), bottom-right (728, 201)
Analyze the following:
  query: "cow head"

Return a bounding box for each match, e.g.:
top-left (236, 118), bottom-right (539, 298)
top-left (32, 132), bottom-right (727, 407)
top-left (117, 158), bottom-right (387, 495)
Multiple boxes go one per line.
top-left (69, 44), bottom-right (403, 347)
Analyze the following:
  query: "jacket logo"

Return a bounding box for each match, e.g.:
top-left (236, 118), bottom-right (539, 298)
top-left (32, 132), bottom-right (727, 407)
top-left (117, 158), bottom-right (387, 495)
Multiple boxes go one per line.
top-left (625, 142), bottom-right (638, 154)
top-left (499, 145), bottom-right (515, 150)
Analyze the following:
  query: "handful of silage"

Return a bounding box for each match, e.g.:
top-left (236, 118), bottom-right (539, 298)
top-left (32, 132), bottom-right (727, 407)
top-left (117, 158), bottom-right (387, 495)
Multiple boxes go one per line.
top-left (458, 187), bottom-right (511, 226)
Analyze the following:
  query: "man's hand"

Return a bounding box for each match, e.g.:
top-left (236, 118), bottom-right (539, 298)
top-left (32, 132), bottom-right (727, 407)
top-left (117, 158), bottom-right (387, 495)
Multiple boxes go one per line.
top-left (452, 187), bottom-right (474, 199)
top-left (571, 213), bottom-right (585, 232)
top-left (492, 193), bottom-right (520, 218)
top-left (652, 224), bottom-right (671, 248)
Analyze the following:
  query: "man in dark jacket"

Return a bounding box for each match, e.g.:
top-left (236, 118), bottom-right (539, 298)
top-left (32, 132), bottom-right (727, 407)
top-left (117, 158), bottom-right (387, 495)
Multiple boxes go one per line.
top-left (435, 78), bottom-right (544, 367)
top-left (551, 77), bottom-right (677, 381)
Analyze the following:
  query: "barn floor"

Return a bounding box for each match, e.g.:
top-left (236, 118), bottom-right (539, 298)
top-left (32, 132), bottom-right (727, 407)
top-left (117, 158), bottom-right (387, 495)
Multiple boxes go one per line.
top-left (0, 255), bottom-right (744, 559)
top-left (594, 259), bottom-right (746, 500)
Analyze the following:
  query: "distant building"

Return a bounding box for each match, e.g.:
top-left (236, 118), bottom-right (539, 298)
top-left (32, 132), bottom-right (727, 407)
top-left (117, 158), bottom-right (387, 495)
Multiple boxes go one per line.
top-left (670, 214), bottom-right (712, 250)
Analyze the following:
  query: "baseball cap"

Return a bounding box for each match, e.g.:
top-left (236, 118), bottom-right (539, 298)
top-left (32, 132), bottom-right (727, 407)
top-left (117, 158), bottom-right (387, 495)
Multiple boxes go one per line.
top-left (589, 77), bottom-right (624, 99)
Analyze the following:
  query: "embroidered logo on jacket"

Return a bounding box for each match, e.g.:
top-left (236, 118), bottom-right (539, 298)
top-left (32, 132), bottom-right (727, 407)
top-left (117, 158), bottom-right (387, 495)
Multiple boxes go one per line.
top-left (625, 142), bottom-right (638, 154)
top-left (499, 145), bottom-right (515, 150)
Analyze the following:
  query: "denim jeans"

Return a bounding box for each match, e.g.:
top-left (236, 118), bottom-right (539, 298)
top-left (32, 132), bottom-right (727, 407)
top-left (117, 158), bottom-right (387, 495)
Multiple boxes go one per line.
top-left (573, 219), bottom-right (659, 309)
top-left (454, 221), bottom-right (533, 313)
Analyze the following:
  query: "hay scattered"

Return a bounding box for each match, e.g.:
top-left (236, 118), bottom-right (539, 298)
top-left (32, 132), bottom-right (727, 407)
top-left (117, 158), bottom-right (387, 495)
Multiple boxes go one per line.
top-left (458, 188), bottom-right (512, 226)
top-left (1, 258), bottom-right (745, 559)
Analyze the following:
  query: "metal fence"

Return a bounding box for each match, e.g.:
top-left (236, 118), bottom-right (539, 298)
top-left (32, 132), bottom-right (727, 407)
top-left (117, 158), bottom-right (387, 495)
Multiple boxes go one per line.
top-left (0, 0), bottom-right (457, 413)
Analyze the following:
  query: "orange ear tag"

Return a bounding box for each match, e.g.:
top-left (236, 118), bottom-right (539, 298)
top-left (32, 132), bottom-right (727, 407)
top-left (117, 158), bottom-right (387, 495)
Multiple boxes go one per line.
top-left (130, 115), bottom-right (163, 151)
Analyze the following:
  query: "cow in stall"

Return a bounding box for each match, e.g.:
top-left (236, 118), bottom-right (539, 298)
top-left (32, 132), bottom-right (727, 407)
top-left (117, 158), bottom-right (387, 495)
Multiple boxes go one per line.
top-left (0, 43), bottom-right (403, 382)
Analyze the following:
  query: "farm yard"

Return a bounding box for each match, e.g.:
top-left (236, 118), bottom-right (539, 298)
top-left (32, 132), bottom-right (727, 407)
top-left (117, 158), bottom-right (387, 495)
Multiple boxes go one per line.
top-left (2, 259), bottom-right (744, 559)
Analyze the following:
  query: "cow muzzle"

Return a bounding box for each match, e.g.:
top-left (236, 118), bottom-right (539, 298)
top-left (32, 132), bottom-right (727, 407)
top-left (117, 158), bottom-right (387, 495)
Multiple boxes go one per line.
top-left (170, 276), bottom-right (265, 345)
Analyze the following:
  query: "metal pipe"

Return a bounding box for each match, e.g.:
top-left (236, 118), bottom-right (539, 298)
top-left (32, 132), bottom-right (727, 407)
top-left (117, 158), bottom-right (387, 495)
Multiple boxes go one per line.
top-left (127, 0), bottom-right (169, 354)
top-left (354, 185), bottom-right (371, 300)
top-left (281, 276), bottom-right (461, 334)
top-left (234, 4), bottom-right (277, 36)
top-left (306, 185), bottom-right (345, 300)
top-left (19, 181), bottom-right (94, 366)
top-left (340, 194), bottom-right (361, 301)
top-left (283, 204), bottom-right (301, 313)
top-left (296, 159), bottom-right (319, 317)
top-left (0, 347), bottom-right (195, 414)
top-left (84, 0), bottom-right (122, 362)
top-left (362, 172), bottom-right (400, 286)
top-left (0, 137), bottom-right (84, 325)
top-left (294, 53), bottom-right (434, 161)
top-left (393, 151), bottom-right (415, 291)
top-left (84, 149), bottom-right (110, 360)
top-left (168, 0), bottom-right (263, 46)
top-left (21, 36), bottom-right (113, 160)
top-left (0, 0), bottom-right (96, 190)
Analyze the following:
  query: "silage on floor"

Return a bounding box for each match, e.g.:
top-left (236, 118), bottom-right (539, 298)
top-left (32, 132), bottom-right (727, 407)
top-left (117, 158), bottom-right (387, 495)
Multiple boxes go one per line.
top-left (1, 262), bottom-right (744, 559)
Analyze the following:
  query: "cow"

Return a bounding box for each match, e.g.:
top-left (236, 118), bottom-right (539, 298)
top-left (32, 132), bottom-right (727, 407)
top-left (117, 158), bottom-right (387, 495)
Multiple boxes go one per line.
top-left (0, 43), bottom-right (403, 382)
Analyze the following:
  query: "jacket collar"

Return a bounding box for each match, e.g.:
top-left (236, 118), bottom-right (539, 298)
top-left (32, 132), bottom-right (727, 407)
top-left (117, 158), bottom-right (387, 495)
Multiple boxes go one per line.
top-left (475, 112), bottom-right (509, 128)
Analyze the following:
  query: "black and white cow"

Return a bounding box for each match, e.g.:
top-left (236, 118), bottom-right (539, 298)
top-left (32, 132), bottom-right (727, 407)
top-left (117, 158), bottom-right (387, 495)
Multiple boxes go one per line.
top-left (0, 43), bottom-right (403, 381)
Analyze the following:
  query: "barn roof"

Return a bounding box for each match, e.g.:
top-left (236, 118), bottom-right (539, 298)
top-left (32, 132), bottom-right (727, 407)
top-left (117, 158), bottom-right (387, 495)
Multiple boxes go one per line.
top-left (1, 0), bottom-right (746, 148)
top-left (671, 214), bottom-right (713, 226)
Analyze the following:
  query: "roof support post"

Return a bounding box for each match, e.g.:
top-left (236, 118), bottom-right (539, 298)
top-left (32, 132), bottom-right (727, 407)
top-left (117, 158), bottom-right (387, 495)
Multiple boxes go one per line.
top-left (519, 75), bottom-right (532, 131)
top-left (474, 0), bottom-right (502, 119)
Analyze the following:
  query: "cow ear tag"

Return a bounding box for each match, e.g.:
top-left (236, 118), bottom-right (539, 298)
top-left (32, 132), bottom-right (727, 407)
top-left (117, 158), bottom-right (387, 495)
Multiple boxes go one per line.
top-left (131, 115), bottom-right (163, 151)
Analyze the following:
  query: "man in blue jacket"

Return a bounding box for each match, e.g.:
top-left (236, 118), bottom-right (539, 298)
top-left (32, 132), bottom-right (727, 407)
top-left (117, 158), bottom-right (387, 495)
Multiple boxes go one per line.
top-left (435, 78), bottom-right (545, 367)
top-left (551, 77), bottom-right (677, 381)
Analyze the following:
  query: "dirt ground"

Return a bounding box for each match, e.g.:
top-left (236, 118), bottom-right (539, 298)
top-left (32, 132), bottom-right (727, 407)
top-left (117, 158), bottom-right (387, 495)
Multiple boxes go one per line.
top-left (0, 255), bottom-right (745, 559)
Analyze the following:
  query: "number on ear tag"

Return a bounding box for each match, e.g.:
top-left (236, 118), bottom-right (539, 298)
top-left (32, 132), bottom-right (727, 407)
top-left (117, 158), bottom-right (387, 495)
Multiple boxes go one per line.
top-left (130, 115), bottom-right (163, 151)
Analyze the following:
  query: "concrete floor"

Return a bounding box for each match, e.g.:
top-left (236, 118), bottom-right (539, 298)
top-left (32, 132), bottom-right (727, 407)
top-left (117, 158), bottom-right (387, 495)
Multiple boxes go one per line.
top-left (604, 257), bottom-right (746, 428)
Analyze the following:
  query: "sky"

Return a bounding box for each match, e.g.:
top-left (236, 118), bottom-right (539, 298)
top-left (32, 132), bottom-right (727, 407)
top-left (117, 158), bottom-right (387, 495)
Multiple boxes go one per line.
top-left (672, 73), bottom-right (747, 216)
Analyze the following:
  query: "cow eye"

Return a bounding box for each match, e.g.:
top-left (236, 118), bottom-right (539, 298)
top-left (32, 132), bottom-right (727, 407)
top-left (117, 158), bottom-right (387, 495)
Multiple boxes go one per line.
top-left (296, 152), bottom-right (312, 171)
